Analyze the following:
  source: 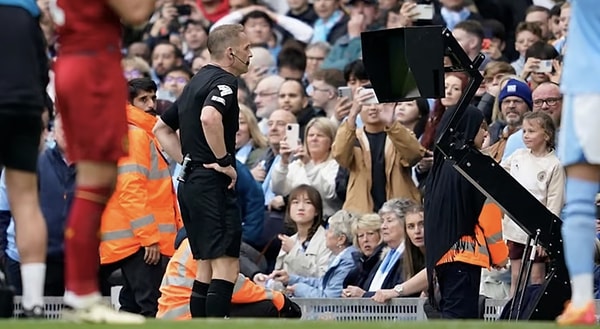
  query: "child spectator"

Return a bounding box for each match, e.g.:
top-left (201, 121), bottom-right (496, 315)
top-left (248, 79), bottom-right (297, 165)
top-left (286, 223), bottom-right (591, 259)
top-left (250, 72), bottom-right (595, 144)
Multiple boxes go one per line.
top-left (511, 22), bottom-right (543, 76)
top-left (500, 112), bottom-right (565, 297)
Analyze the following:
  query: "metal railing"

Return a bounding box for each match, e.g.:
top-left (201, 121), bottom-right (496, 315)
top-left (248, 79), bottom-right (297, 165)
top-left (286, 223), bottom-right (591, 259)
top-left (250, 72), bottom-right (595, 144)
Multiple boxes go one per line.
top-left (10, 295), bottom-right (600, 321)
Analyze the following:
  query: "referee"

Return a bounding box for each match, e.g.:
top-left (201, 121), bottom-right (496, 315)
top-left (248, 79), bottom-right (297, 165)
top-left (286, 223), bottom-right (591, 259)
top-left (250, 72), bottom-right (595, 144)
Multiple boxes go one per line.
top-left (177, 24), bottom-right (252, 318)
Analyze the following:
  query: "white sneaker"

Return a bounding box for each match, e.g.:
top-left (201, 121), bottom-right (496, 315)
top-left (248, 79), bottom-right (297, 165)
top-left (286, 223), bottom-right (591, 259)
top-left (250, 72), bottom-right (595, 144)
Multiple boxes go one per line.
top-left (62, 302), bottom-right (145, 324)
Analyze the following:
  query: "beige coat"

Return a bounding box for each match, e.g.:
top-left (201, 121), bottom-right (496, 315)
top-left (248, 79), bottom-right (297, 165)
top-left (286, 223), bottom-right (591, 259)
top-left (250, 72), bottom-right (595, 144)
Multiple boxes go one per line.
top-left (274, 226), bottom-right (332, 278)
top-left (332, 121), bottom-right (424, 214)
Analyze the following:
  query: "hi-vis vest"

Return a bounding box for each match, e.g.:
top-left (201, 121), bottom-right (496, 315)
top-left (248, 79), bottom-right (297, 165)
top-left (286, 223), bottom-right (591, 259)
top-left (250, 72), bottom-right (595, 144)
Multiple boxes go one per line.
top-left (100, 105), bottom-right (183, 264)
top-left (437, 199), bottom-right (509, 268)
top-left (156, 239), bottom-right (285, 320)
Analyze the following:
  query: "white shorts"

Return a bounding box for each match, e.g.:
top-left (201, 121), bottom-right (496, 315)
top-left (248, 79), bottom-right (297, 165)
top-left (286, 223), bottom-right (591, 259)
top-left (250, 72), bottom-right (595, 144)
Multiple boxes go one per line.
top-left (558, 94), bottom-right (600, 166)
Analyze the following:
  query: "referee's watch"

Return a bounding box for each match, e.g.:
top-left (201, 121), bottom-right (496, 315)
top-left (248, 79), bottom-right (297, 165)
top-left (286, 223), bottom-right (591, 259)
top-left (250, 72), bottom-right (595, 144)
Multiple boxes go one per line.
top-left (216, 153), bottom-right (234, 167)
top-left (393, 284), bottom-right (404, 297)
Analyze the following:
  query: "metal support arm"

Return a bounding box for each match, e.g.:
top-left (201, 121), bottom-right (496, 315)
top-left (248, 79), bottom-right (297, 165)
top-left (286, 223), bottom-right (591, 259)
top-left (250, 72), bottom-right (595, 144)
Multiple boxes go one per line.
top-left (435, 28), bottom-right (570, 321)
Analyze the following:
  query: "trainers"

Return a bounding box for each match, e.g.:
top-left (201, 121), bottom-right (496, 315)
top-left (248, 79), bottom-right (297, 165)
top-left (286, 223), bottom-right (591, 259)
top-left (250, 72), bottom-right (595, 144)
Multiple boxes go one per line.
top-left (22, 305), bottom-right (45, 319)
top-left (556, 301), bottom-right (596, 326)
top-left (62, 302), bottom-right (145, 324)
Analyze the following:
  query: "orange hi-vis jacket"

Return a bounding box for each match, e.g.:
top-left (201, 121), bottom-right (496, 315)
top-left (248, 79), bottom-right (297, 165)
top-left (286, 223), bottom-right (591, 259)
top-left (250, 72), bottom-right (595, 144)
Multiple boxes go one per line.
top-left (100, 105), bottom-right (183, 264)
top-left (156, 238), bottom-right (286, 320)
top-left (437, 199), bottom-right (509, 268)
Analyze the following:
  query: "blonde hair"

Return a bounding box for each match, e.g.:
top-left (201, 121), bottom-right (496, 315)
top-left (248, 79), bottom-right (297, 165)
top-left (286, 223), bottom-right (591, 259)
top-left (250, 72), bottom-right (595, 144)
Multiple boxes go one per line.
top-left (351, 213), bottom-right (383, 248)
top-left (523, 111), bottom-right (556, 150)
top-left (121, 56), bottom-right (151, 76)
top-left (484, 61), bottom-right (516, 80)
top-left (239, 105), bottom-right (268, 149)
top-left (491, 75), bottom-right (527, 122)
top-left (303, 117), bottom-right (337, 159)
top-left (402, 205), bottom-right (425, 281)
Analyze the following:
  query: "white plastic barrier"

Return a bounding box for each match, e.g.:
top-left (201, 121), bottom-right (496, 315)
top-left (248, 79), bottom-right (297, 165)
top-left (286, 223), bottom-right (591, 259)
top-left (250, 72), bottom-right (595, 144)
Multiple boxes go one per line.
top-left (10, 293), bottom-right (600, 321)
top-left (294, 297), bottom-right (427, 321)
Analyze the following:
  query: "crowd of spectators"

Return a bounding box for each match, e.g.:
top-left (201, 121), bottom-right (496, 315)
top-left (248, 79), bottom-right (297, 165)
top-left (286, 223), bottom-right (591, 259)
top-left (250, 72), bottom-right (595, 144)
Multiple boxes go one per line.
top-left (2, 0), bottom-right (600, 320)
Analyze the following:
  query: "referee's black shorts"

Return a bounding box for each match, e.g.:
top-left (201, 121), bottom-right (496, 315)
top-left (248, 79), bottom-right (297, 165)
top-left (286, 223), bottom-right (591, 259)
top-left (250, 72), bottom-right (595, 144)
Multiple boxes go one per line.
top-left (178, 167), bottom-right (242, 260)
top-left (0, 5), bottom-right (48, 173)
top-left (0, 112), bottom-right (43, 173)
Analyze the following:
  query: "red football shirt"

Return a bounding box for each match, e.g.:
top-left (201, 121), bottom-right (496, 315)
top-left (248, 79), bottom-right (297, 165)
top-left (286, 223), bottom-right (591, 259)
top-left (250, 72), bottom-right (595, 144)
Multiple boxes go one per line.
top-left (52, 0), bottom-right (122, 54)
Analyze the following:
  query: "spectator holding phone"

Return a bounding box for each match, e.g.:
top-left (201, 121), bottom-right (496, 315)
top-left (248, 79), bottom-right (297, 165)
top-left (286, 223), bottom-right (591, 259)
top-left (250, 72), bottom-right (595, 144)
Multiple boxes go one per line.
top-left (271, 117), bottom-right (342, 219)
top-left (520, 41), bottom-right (560, 90)
top-left (510, 22), bottom-right (543, 77)
top-left (332, 87), bottom-right (423, 214)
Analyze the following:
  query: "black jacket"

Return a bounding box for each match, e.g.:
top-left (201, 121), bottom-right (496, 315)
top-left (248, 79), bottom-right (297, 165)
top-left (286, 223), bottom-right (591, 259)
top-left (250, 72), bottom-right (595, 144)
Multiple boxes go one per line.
top-left (424, 106), bottom-right (487, 302)
top-left (343, 243), bottom-right (384, 288)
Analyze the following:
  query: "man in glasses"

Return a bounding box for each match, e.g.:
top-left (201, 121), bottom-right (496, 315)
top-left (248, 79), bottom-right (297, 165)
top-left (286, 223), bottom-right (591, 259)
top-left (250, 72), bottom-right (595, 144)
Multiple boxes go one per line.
top-left (502, 82), bottom-right (562, 161)
top-left (161, 67), bottom-right (193, 100)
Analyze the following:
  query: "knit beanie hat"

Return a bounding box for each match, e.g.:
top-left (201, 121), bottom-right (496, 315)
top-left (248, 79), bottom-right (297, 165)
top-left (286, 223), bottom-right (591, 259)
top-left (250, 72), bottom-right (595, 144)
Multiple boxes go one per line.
top-left (498, 79), bottom-right (533, 109)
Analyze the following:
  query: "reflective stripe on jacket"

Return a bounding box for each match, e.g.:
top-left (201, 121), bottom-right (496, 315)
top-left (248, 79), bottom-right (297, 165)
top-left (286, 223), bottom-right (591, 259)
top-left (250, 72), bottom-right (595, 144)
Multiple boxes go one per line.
top-left (437, 199), bottom-right (509, 268)
top-left (100, 105), bottom-right (183, 264)
top-left (156, 239), bottom-right (285, 320)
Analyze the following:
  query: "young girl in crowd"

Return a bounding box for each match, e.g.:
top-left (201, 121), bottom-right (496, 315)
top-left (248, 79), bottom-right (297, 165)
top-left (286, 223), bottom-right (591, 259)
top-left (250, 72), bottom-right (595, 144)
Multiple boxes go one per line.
top-left (501, 112), bottom-right (565, 297)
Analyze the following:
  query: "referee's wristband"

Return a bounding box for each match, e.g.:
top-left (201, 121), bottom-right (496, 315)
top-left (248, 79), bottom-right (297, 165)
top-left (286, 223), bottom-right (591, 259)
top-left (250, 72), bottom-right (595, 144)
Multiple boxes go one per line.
top-left (216, 153), bottom-right (233, 167)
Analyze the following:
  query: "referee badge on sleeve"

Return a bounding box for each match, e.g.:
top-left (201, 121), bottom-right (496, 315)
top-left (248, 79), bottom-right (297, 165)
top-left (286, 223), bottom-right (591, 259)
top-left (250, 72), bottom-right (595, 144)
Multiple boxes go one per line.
top-left (211, 95), bottom-right (226, 105)
top-left (217, 85), bottom-right (233, 96)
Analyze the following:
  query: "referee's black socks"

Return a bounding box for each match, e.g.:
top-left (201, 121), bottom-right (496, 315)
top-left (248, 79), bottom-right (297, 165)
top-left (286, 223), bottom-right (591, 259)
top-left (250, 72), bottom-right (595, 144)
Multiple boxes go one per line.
top-left (206, 279), bottom-right (235, 318)
top-left (190, 280), bottom-right (209, 317)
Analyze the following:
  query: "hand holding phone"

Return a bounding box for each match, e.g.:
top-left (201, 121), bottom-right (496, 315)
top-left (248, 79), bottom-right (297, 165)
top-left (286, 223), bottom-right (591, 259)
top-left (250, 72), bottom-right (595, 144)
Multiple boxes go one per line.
top-left (534, 60), bottom-right (553, 73)
top-left (337, 86), bottom-right (353, 101)
top-left (412, 4), bottom-right (434, 20)
top-left (358, 88), bottom-right (378, 104)
top-left (285, 123), bottom-right (300, 150)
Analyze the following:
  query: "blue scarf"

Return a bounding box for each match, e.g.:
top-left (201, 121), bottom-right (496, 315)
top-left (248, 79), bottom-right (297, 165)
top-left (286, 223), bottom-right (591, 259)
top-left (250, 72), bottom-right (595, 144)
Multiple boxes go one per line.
top-left (262, 155), bottom-right (281, 206)
top-left (311, 10), bottom-right (343, 43)
top-left (235, 142), bottom-right (253, 165)
top-left (441, 7), bottom-right (471, 31)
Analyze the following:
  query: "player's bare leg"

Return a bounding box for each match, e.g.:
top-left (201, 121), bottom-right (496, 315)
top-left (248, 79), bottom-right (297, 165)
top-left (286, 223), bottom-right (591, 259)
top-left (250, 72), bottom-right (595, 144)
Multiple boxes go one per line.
top-left (62, 161), bottom-right (144, 324)
top-left (5, 168), bottom-right (47, 317)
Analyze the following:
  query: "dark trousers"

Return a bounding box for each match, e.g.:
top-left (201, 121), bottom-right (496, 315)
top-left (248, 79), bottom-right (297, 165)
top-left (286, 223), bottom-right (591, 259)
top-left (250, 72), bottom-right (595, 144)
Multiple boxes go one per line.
top-left (230, 301), bottom-right (279, 318)
top-left (101, 248), bottom-right (167, 317)
top-left (5, 256), bottom-right (65, 296)
top-left (436, 261), bottom-right (481, 319)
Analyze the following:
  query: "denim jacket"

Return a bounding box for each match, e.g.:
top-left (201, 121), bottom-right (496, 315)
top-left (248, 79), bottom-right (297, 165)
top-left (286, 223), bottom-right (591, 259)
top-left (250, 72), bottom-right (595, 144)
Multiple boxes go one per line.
top-left (288, 245), bottom-right (358, 298)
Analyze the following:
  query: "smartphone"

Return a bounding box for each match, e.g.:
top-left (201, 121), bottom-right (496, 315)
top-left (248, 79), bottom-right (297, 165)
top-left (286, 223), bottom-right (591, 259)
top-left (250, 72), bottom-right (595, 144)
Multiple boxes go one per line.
top-left (337, 86), bottom-right (352, 101)
top-left (358, 88), bottom-right (379, 104)
top-left (414, 4), bottom-right (434, 20)
top-left (286, 123), bottom-right (300, 150)
top-left (535, 60), bottom-right (553, 73)
top-left (176, 4), bottom-right (191, 16)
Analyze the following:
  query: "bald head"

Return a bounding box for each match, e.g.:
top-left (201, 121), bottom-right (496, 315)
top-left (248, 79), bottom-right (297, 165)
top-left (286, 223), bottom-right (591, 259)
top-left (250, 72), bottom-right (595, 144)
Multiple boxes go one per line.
top-left (254, 75), bottom-right (285, 119)
top-left (258, 74), bottom-right (285, 90)
top-left (532, 82), bottom-right (562, 126)
top-left (267, 109), bottom-right (297, 148)
top-left (269, 109), bottom-right (297, 124)
top-left (249, 47), bottom-right (275, 68)
top-left (533, 82), bottom-right (561, 97)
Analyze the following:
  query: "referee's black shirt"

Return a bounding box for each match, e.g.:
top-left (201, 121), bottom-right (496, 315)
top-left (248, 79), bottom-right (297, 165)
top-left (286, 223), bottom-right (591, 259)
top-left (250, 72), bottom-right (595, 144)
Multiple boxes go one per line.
top-left (177, 64), bottom-right (239, 165)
